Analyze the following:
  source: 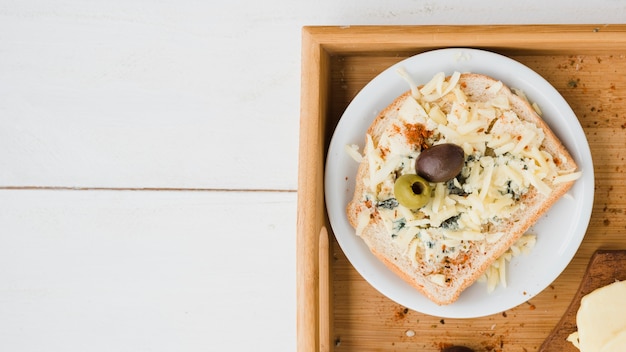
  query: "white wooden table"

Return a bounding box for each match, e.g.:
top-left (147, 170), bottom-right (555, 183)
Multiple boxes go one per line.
top-left (1, 1), bottom-right (624, 351)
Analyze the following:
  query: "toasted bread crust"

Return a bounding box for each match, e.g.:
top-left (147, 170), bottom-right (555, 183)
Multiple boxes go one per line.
top-left (347, 73), bottom-right (578, 305)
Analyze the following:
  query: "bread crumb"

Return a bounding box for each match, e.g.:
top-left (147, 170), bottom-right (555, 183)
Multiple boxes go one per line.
top-left (405, 329), bottom-right (416, 337)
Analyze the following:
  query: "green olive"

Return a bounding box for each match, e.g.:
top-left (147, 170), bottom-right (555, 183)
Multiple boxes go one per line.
top-left (394, 174), bottom-right (432, 209)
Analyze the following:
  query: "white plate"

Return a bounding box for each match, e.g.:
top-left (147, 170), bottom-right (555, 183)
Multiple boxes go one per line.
top-left (324, 48), bottom-right (594, 319)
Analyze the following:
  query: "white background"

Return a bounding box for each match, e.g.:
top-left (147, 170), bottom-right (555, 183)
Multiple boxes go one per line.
top-left (1, 1), bottom-right (624, 351)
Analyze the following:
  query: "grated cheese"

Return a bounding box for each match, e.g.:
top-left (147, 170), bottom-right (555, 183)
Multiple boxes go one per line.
top-left (554, 171), bottom-right (583, 184)
top-left (348, 70), bottom-right (580, 292)
top-left (396, 67), bottom-right (421, 99)
top-left (487, 81), bottom-right (504, 94)
top-left (344, 144), bottom-right (363, 163)
top-left (429, 273), bottom-right (447, 286)
top-left (479, 234), bottom-right (537, 292)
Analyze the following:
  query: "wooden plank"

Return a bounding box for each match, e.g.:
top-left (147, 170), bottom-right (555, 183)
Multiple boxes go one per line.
top-left (0, 3), bottom-right (300, 191)
top-left (298, 25), bottom-right (626, 352)
top-left (0, 189), bottom-right (297, 351)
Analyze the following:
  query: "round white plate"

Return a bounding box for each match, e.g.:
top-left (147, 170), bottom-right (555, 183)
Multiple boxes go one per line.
top-left (324, 48), bottom-right (594, 318)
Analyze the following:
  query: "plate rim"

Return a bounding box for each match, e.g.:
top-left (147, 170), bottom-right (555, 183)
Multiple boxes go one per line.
top-left (324, 47), bottom-right (595, 318)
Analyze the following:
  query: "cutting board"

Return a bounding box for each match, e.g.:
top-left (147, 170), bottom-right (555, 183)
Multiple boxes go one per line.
top-left (539, 250), bottom-right (626, 351)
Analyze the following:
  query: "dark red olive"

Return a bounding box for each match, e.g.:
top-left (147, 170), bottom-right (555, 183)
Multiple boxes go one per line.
top-left (441, 346), bottom-right (475, 352)
top-left (416, 143), bottom-right (465, 183)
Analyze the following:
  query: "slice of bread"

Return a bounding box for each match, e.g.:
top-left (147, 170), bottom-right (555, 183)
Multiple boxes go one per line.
top-left (346, 72), bottom-right (579, 305)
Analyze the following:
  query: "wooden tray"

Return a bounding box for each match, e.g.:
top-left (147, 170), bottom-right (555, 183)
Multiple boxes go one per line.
top-left (297, 25), bottom-right (626, 352)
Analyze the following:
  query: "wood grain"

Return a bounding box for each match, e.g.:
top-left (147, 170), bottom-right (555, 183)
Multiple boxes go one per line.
top-left (298, 25), bottom-right (626, 352)
top-left (297, 28), bottom-right (331, 352)
top-left (319, 227), bottom-right (333, 352)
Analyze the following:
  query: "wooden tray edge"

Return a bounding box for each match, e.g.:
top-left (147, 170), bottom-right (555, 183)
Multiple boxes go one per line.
top-left (296, 24), bottom-right (626, 352)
